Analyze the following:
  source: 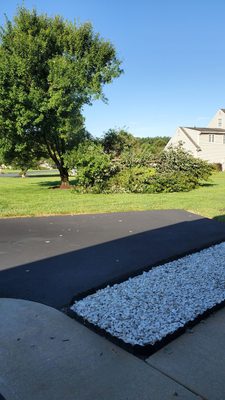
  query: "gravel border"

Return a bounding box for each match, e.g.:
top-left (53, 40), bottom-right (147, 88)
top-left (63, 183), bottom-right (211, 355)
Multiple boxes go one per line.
top-left (71, 242), bottom-right (225, 347)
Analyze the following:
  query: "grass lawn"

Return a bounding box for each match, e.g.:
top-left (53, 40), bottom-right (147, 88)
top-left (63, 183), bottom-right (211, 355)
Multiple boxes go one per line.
top-left (0, 171), bottom-right (225, 221)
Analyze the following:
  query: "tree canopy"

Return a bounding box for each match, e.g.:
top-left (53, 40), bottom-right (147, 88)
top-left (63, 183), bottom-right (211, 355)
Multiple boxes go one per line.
top-left (0, 7), bottom-right (122, 186)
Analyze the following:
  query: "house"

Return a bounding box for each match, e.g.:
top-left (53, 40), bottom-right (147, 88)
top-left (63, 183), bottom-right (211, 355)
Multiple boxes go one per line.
top-left (165, 109), bottom-right (225, 170)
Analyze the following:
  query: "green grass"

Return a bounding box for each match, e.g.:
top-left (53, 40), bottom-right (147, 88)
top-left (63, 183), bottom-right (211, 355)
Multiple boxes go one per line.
top-left (0, 172), bottom-right (225, 221)
top-left (0, 168), bottom-right (21, 174)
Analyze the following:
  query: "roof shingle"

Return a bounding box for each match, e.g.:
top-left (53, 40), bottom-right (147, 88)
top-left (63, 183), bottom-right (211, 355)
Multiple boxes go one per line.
top-left (185, 127), bottom-right (225, 133)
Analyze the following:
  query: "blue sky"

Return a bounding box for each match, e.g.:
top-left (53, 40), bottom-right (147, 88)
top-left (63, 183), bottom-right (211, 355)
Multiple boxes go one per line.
top-left (1, 0), bottom-right (225, 138)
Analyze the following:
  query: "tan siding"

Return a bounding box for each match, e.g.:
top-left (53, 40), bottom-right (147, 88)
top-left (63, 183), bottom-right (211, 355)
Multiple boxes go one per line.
top-left (197, 143), bottom-right (225, 164)
top-left (200, 134), bottom-right (225, 145)
top-left (166, 109), bottom-right (225, 169)
top-left (215, 134), bottom-right (223, 144)
top-left (208, 110), bottom-right (225, 129)
top-left (200, 135), bottom-right (209, 144)
top-left (184, 128), bottom-right (199, 144)
top-left (165, 128), bottom-right (197, 155)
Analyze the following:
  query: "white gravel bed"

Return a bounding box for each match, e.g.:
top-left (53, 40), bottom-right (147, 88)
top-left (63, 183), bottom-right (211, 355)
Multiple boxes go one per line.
top-left (71, 242), bottom-right (225, 346)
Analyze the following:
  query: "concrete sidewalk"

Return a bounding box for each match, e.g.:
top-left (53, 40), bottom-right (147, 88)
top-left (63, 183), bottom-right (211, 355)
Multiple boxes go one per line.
top-left (1, 299), bottom-right (225, 399)
top-left (147, 306), bottom-right (225, 400)
top-left (0, 298), bottom-right (201, 400)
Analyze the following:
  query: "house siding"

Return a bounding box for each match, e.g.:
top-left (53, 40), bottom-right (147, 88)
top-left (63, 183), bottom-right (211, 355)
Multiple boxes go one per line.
top-left (166, 109), bottom-right (225, 169)
top-left (198, 134), bottom-right (225, 165)
top-left (199, 134), bottom-right (224, 145)
top-left (208, 109), bottom-right (225, 129)
top-left (183, 128), bottom-right (199, 145)
top-left (165, 128), bottom-right (198, 156)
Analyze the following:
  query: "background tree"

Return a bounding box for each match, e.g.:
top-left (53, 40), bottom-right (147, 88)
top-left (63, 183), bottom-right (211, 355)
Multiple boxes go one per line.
top-left (0, 126), bottom-right (46, 176)
top-left (0, 140), bottom-right (42, 177)
top-left (0, 7), bottom-right (122, 187)
top-left (101, 128), bottom-right (136, 157)
top-left (138, 136), bottom-right (170, 155)
top-left (101, 129), bottom-right (170, 167)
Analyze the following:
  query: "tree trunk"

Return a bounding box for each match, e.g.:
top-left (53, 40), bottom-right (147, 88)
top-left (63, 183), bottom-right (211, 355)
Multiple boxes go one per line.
top-left (59, 167), bottom-right (70, 189)
top-left (20, 169), bottom-right (28, 178)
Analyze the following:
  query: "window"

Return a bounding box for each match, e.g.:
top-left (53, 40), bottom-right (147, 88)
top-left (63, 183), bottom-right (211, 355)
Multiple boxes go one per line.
top-left (209, 134), bottom-right (215, 143)
top-left (218, 118), bottom-right (222, 128)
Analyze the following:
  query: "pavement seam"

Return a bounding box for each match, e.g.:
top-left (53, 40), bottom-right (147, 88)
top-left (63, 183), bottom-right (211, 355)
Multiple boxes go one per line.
top-left (145, 361), bottom-right (208, 400)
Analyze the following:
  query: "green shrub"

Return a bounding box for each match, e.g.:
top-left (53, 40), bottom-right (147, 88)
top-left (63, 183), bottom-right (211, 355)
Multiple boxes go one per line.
top-left (156, 146), bottom-right (214, 181)
top-left (145, 172), bottom-right (198, 193)
top-left (106, 170), bottom-right (198, 193)
top-left (65, 141), bottom-right (118, 192)
top-left (66, 142), bottom-right (212, 194)
top-left (106, 166), bottom-right (155, 193)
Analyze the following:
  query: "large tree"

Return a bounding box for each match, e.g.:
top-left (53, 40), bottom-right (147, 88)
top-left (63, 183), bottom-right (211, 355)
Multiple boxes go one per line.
top-left (0, 7), bottom-right (122, 187)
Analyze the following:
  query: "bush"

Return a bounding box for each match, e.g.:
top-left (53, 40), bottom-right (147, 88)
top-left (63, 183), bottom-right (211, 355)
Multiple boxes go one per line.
top-left (156, 146), bottom-right (214, 181)
top-left (145, 172), bottom-right (198, 193)
top-left (66, 142), bottom-right (213, 194)
top-left (106, 166), bottom-right (155, 193)
top-left (65, 142), bottom-right (118, 192)
top-left (106, 169), bottom-right (198, 193)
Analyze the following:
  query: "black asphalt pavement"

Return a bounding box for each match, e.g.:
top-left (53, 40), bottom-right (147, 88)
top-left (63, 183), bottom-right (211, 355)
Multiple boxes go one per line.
top-left (1, 210), bottom-right (225, 309)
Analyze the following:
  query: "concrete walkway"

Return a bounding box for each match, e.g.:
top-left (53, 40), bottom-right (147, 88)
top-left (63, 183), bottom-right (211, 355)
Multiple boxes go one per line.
top-left (0, 298), bottom-right (202, 400)
top-left (147, 306), bottom-right (225, 400)
top-left (1, 298), bottom-right (225, 399)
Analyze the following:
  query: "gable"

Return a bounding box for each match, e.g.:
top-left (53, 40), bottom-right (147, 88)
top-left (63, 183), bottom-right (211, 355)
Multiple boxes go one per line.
top-left (165, 127), bottom-right (199, 154)
top-left (208, 109), bottom-right (225, 129)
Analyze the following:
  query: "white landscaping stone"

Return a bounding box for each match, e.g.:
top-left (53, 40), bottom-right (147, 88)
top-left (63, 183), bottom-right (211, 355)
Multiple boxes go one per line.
top-left (71, 242), bottom-right (225, 346)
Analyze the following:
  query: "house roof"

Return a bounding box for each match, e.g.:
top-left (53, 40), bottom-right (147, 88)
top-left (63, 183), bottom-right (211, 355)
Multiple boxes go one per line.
top-left (185, 127), bottom-right (225, 134)
top-left (178, 126), bottom-right (225, 151)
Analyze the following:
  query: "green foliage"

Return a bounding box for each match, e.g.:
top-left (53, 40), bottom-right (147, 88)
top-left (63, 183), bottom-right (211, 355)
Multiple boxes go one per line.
top-left (0, 133), bottom-right (45, 175)
top-left (145, 172), bottom-right (198, 193)
top-left (101, 128), bottom-right (137, 157)
top-left (0, 7), bottom-right (122, 185)
top-left (101, 129), bottom-right (168, 168)
top-left (137, 136), bottom-right (170, 155)
top-left (8, 149), bottom-right (39, 175)
top-left (101, 129), bottom-right (170, 167)
top-left (65, 141), bottom-right (118, 192)
top-left (106, 166), bottom-right (155, 193)
top-left (156, 146), bottom-right (214, 181)
top-left (120, 142), bottom-right (153, 167)
top-left (64, 138), bottom-right (212, 194)
top-left (106, 168), bottom-right (197, 193)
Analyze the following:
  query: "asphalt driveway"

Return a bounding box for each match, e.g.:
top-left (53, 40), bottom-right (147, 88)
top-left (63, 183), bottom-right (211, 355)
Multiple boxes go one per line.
top-left (1, 210), bottom-right (225, 309)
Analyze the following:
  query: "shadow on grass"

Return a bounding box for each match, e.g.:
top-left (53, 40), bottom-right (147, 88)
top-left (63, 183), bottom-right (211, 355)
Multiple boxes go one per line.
top-left (28, 174), bottom-right (60, 179)
top-left (34, 179), bottom-right (61, 187)
top-left (36, 178), bottom-right (77, 188)
top-left (199, 182), bottom-right (216, 187)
